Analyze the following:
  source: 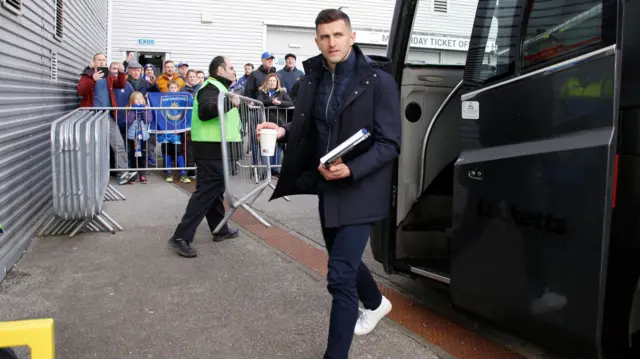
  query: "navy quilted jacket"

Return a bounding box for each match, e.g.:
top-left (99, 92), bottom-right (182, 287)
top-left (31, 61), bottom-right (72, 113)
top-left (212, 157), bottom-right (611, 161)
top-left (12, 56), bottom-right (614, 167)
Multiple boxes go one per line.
top-left (312, 49), bottom-right (358, 160)
top-left (271, 45), bottom-right (402, 228)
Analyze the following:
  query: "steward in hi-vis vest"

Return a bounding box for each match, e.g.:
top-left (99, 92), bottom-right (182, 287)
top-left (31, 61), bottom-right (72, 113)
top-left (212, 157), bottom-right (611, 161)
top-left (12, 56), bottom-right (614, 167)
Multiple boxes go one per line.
top-left (190, 78), bottom-right (242, 144)
top-left (169, 56), bottom-right (241, 258)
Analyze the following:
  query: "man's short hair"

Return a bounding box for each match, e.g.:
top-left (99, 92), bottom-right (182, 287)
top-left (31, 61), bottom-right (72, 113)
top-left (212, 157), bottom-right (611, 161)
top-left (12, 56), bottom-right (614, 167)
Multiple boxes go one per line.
top-left (244, 63), bottom-right (254, 69)
top-left (196, 70), bottom-right (205, 75)
top-left (186, 69), bottom-right (197, 77)
top-left (209, 56), bottom-right (226, 77)
top-left (168, 80), bottom-right (179, 88)
top-left (93, 52), bottom-right (105, 60)
top-left (110, 61), bottom-right (121, 67)
top-left (164, 60), bottom-right (174, 67)
top-left (315, 8), bottom-right (351, 29)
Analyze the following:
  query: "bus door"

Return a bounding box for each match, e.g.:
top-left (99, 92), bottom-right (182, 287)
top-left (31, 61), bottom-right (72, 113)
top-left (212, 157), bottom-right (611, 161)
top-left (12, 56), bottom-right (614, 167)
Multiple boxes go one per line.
top-left (369, 0), bottom-right (465, 282)
top-left (450, 0), bottom-right (619, 358)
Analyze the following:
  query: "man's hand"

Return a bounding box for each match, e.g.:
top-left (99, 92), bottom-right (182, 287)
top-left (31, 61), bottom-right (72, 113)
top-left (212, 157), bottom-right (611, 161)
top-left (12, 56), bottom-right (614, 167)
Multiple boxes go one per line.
top-left (318, 161), bottom-right (351, 181)
top-left (92, 70), bottom-right (104, 81)
top-left (118, 63), bottom-right (125, 73)
top-left (256, 121), bottom-right (285, 141)
top-left (229, 94), bottom-right (240, 107)
top-left (272, 98), bottom-right (281, 106)
top-left (330, 157), bottom-right (343, 165)
top-left (126, 52), bottom-right (134, 62)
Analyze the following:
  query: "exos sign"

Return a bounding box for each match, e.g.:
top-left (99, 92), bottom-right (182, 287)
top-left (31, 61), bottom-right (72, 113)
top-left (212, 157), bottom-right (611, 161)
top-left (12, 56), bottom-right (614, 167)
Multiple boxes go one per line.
top-left (137, 39), bottom-right (155, 46)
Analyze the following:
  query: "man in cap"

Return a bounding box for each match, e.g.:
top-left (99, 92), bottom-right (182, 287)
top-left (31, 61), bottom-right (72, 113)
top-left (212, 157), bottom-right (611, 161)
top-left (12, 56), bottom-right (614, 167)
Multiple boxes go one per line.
top-left (244, 52), bottom-right (277, 100)
top-left (277, 53), bottom-right (304, 94)
top-left (126, 60), bottom-right (156, 95)
top-left (178, 62), bottom-right (189, 79)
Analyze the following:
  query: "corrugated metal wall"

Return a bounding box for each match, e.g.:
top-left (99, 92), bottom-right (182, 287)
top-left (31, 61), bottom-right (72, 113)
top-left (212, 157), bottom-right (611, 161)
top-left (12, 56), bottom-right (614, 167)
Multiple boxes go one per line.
top-left (0, 0), bottom-right (107, 281)
top-left (110, 0), bottom-right (479, 76)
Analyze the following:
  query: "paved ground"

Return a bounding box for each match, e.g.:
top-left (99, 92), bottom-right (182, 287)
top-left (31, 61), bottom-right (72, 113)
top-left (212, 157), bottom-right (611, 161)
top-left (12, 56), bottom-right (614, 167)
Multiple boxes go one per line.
top-left (0, 176), bottom-right (441, 359)
top-left (197, 175), bottom-right (565, 359)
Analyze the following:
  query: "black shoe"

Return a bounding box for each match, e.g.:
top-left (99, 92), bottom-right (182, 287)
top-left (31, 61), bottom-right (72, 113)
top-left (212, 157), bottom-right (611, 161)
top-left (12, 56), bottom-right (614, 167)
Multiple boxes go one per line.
top-left (212, 228), bottom-right (239, 242)
top-left (169, 238), bottom-right (198, 257)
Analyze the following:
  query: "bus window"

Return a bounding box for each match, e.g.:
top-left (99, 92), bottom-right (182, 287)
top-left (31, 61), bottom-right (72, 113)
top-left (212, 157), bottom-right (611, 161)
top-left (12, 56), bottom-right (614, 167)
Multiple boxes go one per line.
top-left (522, 0), bottom-right (612, 68)
top-left (463, 0), bottom-right (523, 87)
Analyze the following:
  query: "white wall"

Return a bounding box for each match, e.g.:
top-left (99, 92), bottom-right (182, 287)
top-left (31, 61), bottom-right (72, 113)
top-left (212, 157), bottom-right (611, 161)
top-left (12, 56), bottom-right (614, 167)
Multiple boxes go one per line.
top-left (111, 0), bottom-right (480, 76)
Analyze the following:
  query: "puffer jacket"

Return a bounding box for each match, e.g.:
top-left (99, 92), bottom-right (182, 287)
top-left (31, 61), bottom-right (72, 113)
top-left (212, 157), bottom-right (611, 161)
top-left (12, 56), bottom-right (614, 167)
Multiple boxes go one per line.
top-left (277, 66), bottom-right (304, 94)
top-left (126, 106), bottom-right (153, 141)
top-left (256, 88), bottom-right (294, 126)
top-left (156, 73), bottom-right (185, 92)
top-left (312, 49), bottom-right (357, 159)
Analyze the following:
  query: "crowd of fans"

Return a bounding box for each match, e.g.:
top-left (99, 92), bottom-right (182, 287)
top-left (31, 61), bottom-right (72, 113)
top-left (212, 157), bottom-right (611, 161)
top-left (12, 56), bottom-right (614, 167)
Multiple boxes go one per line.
top-left (76, 51), bottom-right (305, 185)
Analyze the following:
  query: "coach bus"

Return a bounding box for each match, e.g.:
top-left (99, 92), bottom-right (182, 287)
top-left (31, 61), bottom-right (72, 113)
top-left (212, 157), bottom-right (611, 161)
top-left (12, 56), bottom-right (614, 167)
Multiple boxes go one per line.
top-left (370, 0), bottom-right (640, 357)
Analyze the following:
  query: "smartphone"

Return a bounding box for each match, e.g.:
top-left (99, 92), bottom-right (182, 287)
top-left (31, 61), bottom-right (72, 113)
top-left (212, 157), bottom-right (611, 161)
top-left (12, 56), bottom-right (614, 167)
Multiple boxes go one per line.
top-left (96, 67), bottom-right (109, 76)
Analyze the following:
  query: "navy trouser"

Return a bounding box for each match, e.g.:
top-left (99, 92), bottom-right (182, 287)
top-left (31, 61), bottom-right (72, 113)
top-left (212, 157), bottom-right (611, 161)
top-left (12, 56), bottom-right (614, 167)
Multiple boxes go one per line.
top-left (319, 197), bottom-right (383, 359)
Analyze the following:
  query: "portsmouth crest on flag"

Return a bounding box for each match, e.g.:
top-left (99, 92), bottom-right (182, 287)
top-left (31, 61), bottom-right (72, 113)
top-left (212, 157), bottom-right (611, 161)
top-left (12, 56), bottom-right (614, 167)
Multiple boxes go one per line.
top-left (147, 92), bottom-right (193, 134)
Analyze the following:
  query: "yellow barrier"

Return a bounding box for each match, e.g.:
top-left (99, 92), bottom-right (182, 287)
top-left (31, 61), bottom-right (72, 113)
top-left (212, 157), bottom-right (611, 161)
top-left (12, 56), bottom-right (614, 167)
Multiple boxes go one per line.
top-left (0, 319), bottom-right (54, 359)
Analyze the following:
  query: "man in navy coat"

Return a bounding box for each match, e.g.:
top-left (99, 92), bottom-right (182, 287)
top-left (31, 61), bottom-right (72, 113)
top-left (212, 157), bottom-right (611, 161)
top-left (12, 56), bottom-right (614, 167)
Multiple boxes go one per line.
top-left (256, 8), bottom-right (401, 359)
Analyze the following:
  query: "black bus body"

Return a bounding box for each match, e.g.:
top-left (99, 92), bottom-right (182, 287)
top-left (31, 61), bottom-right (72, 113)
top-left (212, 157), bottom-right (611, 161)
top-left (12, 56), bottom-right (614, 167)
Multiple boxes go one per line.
top-left (370, 0), bottom-right (640, 357)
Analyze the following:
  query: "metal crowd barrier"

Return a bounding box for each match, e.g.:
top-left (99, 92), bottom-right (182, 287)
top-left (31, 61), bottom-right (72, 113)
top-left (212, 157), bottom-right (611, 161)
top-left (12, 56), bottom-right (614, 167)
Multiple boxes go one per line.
top-left (91, 106), bottom-right (196, 183)
top-left (212, 93), bottom-right (292, 233)
top-left (91, 105), bottom-right (293, 186)
top-left (38, 109), bottom-right (124, 238)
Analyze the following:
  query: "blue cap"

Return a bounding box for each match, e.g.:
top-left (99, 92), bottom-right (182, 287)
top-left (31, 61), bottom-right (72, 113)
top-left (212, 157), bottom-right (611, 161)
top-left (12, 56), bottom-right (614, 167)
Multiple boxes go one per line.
top-left (178, 62), bottom-right (189, 68)
top-left (261, 52), bottom-right (275, 60)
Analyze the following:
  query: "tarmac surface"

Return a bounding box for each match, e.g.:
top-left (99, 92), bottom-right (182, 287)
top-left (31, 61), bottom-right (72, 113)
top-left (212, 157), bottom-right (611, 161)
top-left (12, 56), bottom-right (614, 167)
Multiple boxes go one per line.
top-left (0, 176), bottom-right (442, 359)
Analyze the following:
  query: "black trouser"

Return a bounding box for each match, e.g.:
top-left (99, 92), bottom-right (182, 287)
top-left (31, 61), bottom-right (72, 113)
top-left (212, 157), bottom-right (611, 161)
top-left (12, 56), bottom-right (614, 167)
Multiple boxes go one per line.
top-left (172, 158), bottom-right (228, 242)
top-left (319, 196), bottom-right (383, 359)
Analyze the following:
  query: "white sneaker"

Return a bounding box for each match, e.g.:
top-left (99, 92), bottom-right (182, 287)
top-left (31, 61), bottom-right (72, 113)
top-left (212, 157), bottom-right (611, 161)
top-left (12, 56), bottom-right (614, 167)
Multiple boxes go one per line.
top-left (354, 296), bottom-right (392, 336)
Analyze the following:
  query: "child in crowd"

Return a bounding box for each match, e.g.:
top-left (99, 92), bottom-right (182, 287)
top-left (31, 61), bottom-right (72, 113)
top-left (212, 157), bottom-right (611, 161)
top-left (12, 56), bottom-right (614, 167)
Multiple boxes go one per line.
top-left (158, 80), bottom-right (191, 183)
top-left (124, 91), bottom-right (152, 184)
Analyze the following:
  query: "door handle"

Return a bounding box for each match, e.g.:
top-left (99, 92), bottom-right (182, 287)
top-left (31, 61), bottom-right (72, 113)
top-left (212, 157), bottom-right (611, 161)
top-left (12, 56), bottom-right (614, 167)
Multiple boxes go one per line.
top-left (468, 169), bottom-right (483, 180)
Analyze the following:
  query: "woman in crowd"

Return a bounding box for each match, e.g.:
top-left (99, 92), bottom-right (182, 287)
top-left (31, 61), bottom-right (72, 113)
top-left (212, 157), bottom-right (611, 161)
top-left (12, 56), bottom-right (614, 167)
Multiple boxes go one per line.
top-left (256, 73), bottom-right (293, 176)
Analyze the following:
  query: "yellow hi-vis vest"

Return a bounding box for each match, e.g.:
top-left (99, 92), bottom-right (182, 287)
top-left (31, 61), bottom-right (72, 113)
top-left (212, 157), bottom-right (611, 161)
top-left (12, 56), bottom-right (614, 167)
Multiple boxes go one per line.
top-left (190, 78), bottom-right (242, 142)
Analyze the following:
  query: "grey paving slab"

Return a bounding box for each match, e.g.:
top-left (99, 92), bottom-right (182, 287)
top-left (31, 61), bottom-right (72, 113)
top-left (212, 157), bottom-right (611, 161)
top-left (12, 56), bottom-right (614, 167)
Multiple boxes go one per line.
top-left (0, 176), bottom-right (440, 359)
top-left (223, 177), bottom-right (562, 359)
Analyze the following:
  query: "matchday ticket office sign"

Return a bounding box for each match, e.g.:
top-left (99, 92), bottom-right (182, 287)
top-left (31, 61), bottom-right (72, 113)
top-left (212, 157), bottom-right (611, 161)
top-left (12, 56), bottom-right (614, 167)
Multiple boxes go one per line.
top-left (357, 31), bottom-right (496, 52)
